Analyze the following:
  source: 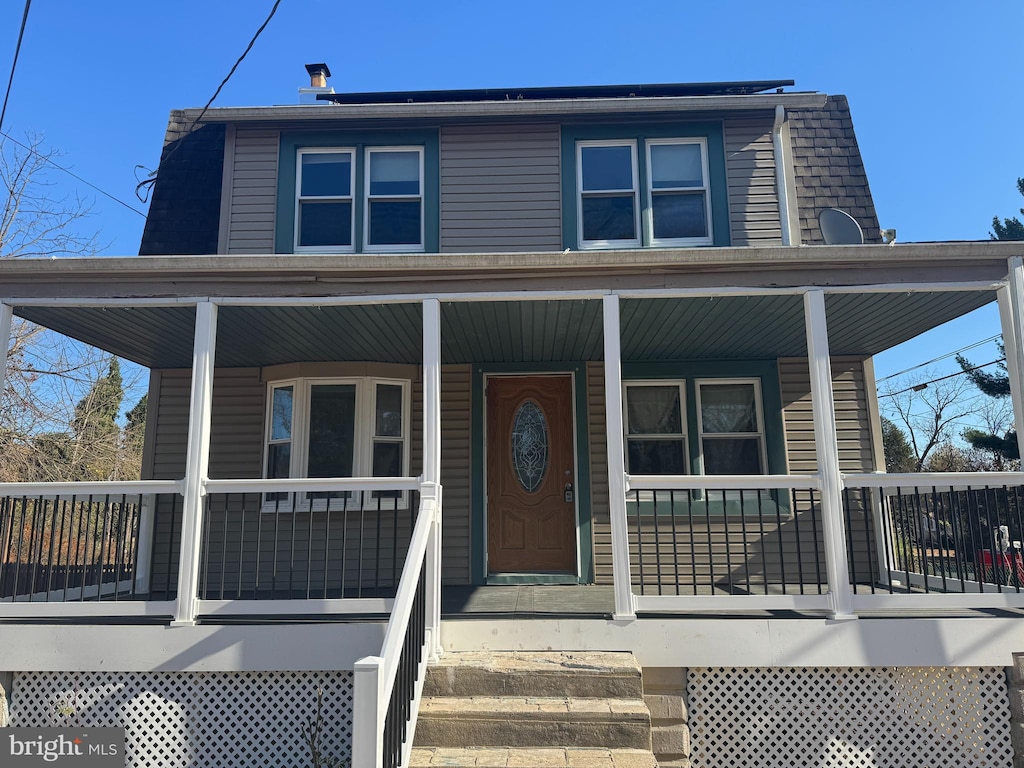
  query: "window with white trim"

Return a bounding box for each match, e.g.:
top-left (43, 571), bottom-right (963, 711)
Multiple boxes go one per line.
top-left (364, 147), bottom-right (424, 252)
top-left (293, 147), bottom-right (424, 254)
top-left (576, 137), bottom-right (712, 249)
top-left (295, 149), bottom-right (355, 252)
top-left (695, 379), bottom-right (766, 475)
top-left (646, 138), bottom-right (712, 246)
top-left (623, 382), bottom-right (687, 475)
top-left (263, 377), bottom-right (410, 509)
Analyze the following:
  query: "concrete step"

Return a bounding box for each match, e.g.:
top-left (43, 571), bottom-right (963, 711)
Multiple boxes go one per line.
top-left (424, 651), bottom-right (644, 699)
top-left (414, 695), bottom-right (652, 749)
top-left (409, 746), bottom-right (659, 767)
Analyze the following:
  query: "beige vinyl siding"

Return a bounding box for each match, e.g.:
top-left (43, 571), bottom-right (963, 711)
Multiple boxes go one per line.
top-left (226, 127), bottom-right (279, 254)
top-left (723, 115), bottom-right (783, 247)
top-left (440, 365), bottom-right (472, 584)
top-left (146, 364), bottom-right (476, 594)
top-left (589, 358), bottom-right (877, 588)
top-left (440, 124), bottom-right (562, 252)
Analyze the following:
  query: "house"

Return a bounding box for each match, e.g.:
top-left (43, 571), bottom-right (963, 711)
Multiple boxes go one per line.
top-left (2, 68), bottom-right (1024, 767)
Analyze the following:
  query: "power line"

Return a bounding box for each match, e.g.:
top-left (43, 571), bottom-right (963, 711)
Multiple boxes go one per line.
top-left (136, 0), bottom-right (283, 200)
top-left (0, 128), bottom-right (147, 217)
top-left (879, 358), bottom-right (1005, 398)
top-left (876, 334), bottom-right (1002, 382)
top-left (0, 0), bottom-right (32, 131)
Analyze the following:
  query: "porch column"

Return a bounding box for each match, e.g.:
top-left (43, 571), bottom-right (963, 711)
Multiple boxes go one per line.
top-left (0, 302), bottom-right (11, 399)
top-left (422, 297), bottom-right (443, 660)
top-left (803, 290), bottom-right (855, 619)
top-left (603, 294), bottom-right (636, 620)
top-left (172, 300), bottom-right (218, 626)
top-left (1000, 258), bottom-right (1024, 455)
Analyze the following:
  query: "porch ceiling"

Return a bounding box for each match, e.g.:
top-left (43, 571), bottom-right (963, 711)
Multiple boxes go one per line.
top-left (12, 289), bottom-right (995, 369)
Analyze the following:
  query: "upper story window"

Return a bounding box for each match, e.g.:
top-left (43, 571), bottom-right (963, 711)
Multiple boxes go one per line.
top-left (365, 148), bottom-right (424, 252)
top-left (278, 130), bottom-right (438, 255)
top-left (562, 124), bottom-right (727, 250)
top-left (264, 377), bottom-right (410, 509)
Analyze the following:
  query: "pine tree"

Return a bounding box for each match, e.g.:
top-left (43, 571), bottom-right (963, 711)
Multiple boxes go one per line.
top-left (991, 178), bottom-right (1024, 240)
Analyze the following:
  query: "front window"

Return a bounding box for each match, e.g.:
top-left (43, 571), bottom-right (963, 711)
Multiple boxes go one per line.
top-left (624, 382), bottom-right (687, 475)
top-left (365, 148), bottom-right (424, 251)
top-left (696, 380), bottom-right (766, 475)
top-left (295, 150), bottom-right (354, 252)
top-left (263, 378), bottom-right (410, 509)
top-left (646, 139), bottom-right (711, 245)
top-left (577, 141), bottom-right (640, 248)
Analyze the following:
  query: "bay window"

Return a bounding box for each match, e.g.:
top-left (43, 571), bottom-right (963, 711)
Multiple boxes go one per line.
top-left (263, 377), bottom-right (410, 509)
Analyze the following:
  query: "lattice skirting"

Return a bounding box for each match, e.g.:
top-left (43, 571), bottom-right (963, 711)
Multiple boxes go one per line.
top-left (687, 666), bottom-right (1012, 768)
top-left (9, 670), bottom-right (353, 768)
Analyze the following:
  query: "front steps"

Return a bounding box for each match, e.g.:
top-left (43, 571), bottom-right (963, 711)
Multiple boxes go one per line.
top-left (410, 651), bottom-right (658, 767)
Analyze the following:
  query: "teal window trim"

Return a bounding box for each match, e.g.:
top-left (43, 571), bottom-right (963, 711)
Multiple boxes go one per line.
top-left (622, 360), bottom-right (789, 516)
top-left (470, 363), bottom-right (593, 586)
top-left (276, 129), bottom-right (440, 254)
top-left (561, 122), bottom-right (730, 250)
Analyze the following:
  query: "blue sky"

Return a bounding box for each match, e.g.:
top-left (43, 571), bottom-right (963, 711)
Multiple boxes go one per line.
top-left (1, 0), bottom-right (1021, 383)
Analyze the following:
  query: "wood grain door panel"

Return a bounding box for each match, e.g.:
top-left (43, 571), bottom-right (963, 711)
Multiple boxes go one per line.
top-left (486, 375), bottom-right (576, 574)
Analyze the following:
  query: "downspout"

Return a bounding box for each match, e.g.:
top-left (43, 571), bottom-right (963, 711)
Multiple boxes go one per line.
top-left (773, 104), bottom-right (793, 246)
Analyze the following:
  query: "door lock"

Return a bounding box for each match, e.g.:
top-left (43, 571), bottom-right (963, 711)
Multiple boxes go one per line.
top-left (564, 482), bottom-right (574, 503)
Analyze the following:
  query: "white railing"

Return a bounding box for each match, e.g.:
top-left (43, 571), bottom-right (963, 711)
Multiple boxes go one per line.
top-left (623, 473), bottom-right (832, 613)
top-left (352, 484), bottom-right (441, 768)
top-left (0, 480), bottom-right (182, 618)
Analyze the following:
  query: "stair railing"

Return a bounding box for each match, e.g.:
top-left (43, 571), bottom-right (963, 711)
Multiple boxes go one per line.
top-left (352, 482), bottom-right (441, 768)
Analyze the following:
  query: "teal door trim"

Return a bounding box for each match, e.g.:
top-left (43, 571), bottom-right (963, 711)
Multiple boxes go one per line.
top-left (471, 363), bottom-right (594, 586)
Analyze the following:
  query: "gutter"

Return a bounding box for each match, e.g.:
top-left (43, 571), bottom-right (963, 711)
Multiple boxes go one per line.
top-left (182, 92), bottom-right (828, 124)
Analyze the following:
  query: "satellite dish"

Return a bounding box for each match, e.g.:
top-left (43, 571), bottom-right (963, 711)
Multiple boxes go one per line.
top-left (818, 208), bottom-right (864, 245)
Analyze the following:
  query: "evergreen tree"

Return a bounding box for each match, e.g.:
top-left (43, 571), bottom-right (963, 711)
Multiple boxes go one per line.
top-left (880, 416), bottom-right (916, 472)
top-left (991, 178), bottom-right (1024, 241)
top-left (71, 359), bottom-right (125, 480)
top-left (956, 345), bottom-right (1018, 465)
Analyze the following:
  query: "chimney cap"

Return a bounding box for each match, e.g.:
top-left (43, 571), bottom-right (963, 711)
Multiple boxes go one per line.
top-left (305, 63), bottom-right (332, 78)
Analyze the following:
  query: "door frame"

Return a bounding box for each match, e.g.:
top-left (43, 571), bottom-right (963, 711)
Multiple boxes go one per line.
top-left (471, 363), bottom-right (594, 586)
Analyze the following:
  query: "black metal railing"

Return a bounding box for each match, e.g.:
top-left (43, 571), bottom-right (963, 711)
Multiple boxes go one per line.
top-left (199, 491), bottom-right (419, 600)
top-left (0, 493), bottom-right (165, 602)
top-left (626, 487), bottom-right (827, 596)
top-left (844, 484), bottom-right (1024, 594)
top-left (382, 558), bottom-right (426, 768)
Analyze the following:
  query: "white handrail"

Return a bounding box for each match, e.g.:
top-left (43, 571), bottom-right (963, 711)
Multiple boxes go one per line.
top-left (353, 489), bottom-right (438, 767)
top-left (202, 476), bottom-right (420, 494)
top-left (0, 480), bottom-right (183, 496)
top-left (844, 471), bottom-right (1024, 489)
top-left (627, 474), bottom-right (821, 491)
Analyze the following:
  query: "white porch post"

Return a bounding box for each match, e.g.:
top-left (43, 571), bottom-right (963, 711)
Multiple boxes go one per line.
top-left (603, 293), bottom-right (636, 620)
top-left (0, 302), bottom-right (12, 399)
top-left (422, 297), bottom-right (443, 660)
top-left (352, 656), bottom-right (385, 767)
top-left (172, 300), bottom-right (218, 626)
top-left (1000, 260), bottom-right (1024, 454)
top-left (803, 290), bottom-right (855, 619)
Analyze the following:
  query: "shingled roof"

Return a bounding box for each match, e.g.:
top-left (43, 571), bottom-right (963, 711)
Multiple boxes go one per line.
top-left (788, 95), bottom-right (881, 245)
top-left (138, 113), bottom-right (224, 256)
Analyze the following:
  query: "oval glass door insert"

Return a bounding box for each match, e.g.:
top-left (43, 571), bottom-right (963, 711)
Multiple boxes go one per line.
top-left (511, 400), bottom-right (548, 493)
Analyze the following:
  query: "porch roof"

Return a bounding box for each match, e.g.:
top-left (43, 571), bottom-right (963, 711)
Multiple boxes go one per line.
top-left (3, 242), bottom-right (1017, 368)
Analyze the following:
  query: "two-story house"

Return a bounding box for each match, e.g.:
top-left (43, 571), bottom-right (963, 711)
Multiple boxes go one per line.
top-left (2, 70), bottom-right (1024, 767)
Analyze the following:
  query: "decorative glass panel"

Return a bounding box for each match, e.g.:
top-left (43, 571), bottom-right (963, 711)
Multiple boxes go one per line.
top-left (511, 400), bottom-right (548, 493)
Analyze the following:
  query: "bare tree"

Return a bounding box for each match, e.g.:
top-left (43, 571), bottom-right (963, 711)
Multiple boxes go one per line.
top-left (0, 134), bottom-right (145, 482)
top-left (1, 133), bottom-right (102, 258)
top-left (879, 370), bottom-right (976, 471)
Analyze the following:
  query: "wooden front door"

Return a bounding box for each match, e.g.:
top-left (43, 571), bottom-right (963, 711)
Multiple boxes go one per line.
top-left (486, 375), bottom-right (577, 574)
